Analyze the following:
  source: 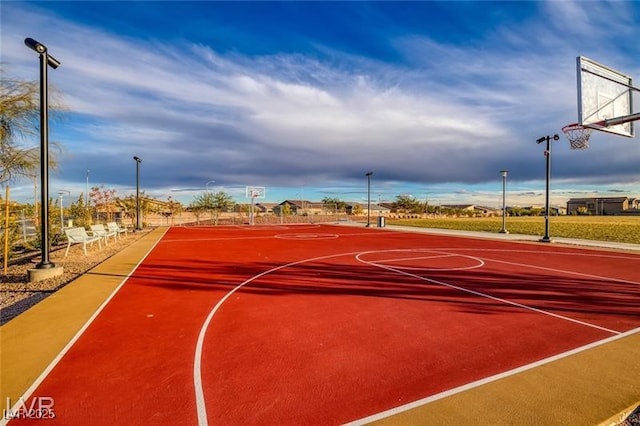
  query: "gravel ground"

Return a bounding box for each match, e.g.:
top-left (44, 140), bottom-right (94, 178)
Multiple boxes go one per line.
top-left (620, 405), bottom-right (640, 425)
top-left (0, 231), bottom-right (148, 325)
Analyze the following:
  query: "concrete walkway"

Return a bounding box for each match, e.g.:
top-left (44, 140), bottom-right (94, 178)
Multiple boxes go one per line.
top-left (341, 220), bottom-right (640, 252)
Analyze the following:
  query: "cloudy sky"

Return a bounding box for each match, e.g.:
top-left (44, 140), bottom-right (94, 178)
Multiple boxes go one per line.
top-left (2, 1), bottom-right (639, 207)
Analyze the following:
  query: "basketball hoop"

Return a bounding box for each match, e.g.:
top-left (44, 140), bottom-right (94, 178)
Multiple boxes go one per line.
top-left (562, 123), bottom-right (592, 150)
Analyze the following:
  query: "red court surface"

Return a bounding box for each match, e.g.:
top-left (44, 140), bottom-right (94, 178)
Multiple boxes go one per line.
top-left (9, 224), bottom-right (640, 425)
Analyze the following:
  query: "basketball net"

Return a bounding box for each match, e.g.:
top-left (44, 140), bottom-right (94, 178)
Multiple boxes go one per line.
top-left (562, 123), bottom-right (592, 150)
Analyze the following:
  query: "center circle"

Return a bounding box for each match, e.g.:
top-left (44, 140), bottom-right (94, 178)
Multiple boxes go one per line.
top-left (357, 249), bottom-right (484, 271)
top-left (275, 233), bottom-right (339, 240)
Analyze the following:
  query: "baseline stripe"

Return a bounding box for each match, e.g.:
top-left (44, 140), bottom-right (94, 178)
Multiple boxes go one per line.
top-left (344, 327), bottom-right (640, 425)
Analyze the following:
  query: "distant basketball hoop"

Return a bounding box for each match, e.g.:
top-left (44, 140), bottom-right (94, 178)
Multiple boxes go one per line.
top-left (245, 186), bottom-right (266, 226)
top-left (245, 186), bottom-right (266, 199)
top-left (562, 123), bottom-right (592, 150)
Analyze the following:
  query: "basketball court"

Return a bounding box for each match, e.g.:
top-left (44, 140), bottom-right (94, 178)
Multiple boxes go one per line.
top-left (2, 57), bottom-right (640, 425)
top-left (2, 223), bottom-right (640, 425)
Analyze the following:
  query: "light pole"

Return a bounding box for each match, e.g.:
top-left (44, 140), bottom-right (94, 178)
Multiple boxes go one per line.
top-left (365, 172), bottom-right (373, 227)
top-left (85, 169), bottom-right (90, 207)
top-left (58, 190), bottom-right (71, 231)
top-left (206, 180), bottom-right (215, 192)
top-left (499, 170), bottom-right (509, 234)
top-left (133, 156), bottom-right (142, 230)
top-left (24, 37), bottom-right (60, 271)
top-left (536, 134), bottom-right (559, 242)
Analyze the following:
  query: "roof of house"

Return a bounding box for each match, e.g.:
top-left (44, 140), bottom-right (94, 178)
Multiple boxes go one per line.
top-left (347, 203), bottom-right (390, 210)
top-left (567, 197), bottom-right (631, 203)
top-left (278, 200), bottom-right (313, 207)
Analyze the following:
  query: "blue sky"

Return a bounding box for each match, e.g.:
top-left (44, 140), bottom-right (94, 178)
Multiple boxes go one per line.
top-left (2, 1), bottom-right (639, 208)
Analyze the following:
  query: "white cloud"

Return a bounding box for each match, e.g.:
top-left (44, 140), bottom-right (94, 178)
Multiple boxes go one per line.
top-left (2, 2), bottom-right (638, 206)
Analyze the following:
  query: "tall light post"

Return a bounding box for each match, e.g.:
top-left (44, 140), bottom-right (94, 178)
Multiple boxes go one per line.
top-left (499, 170), bottom-right (509, 234)
top-left (206, 180), bottom-right (215, 192)
top-left (365, 172), bottom-right (373, 227)
top-left (24, 37), bottom-right (60, 272)
top-left (133, 156), bottom-right (142, 231)
top-left (85, 169), bottom-right (90, 207)
top-left (536, 134), bottom-right (559, 242)
top-left (58, 190), bottom-right (71, 231)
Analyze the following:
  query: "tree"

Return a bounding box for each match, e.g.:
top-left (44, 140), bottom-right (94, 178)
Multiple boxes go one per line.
top-left (89, 184), bottom-right (117, 222)
top-left (67, 194), bottom-right (91, 227)
top-left (1, 74), bottom-right (63, 184)
top-left (163, 196), bottom-right (182, 225)
top-left (321, 197), bottom-right (347, 212)
top-left (115, 191), bottom-right (152, 228)
top-left (393, 194), bottom-right (421, 215)
top-left (191, 191), bottom-right (234, 225)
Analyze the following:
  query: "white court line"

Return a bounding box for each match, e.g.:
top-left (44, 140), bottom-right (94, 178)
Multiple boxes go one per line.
top-left (361, 249), bottom-right (484, 272)
top-left (373, 253), bottom-right (458, 264)
top-left (344, 327), bottom-right (640, 425)
top-left (476, 254), bottom-right (640, 287)
top-left (160, 235), bottom-right (279, 244)
top-left (363, 246), bottom-right (639, 287)
top-left (193, 250), bottom-right (364, 426)
top-left (356, 250), bottom-right (622, 335)
top-left (192, 245), bottom-right (636, 425)
top-left (0, 228), bottom-right (170, 426)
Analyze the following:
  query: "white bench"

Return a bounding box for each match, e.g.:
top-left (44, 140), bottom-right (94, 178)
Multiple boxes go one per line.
top-left (90, 224), bottom-right (117, 245)
top-left (64, 227), bottom-right (102, 257)
top-left (107, 222), bottom-right (128, 239)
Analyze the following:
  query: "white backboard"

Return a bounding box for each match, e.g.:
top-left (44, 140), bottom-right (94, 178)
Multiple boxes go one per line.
top-left (246, 186), bottom-right (266, 199)
top-left (577, 56), bottom-right (634, 137)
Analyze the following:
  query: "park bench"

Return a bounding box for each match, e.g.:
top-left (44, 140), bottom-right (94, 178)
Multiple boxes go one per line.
top-left (90, 224), bottom-right (117, 245)
top-left (64, 227), bottom-right (102, 257)
top-left (106, 222), bottom-right (128, 239)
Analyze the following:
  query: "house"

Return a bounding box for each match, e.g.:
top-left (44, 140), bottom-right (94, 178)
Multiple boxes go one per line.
top-left (440, 204), bottom-right (501, 216)
top-left (345, 203), bottom-right (391, 216)
top-left (255, 203), bottom-right (278, 214)
top-left (273, 200), bottom-right (314, 216)
top-left (567, 196), bottom-right (639, 215)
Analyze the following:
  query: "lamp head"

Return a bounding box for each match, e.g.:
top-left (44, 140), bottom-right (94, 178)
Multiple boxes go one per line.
top-left (133, 156), bottom-right (141, 163)
top-left (24, 38), bottom-right (61, 68)
top-left (25, 38), bottom-right (46, 54)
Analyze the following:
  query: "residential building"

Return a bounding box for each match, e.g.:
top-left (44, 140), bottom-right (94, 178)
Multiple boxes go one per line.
top-left (566, 196), bottom-right (639, 215)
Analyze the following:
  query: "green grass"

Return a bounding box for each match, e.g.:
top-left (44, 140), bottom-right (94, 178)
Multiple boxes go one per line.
top-left (388, 216), bottom-right (640, 245)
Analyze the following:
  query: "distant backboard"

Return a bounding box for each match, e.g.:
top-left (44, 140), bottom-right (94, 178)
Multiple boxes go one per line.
top-left (245, 186), bottom-right (266, 199)
top-left (577, 56), bottom-right (635, 137)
